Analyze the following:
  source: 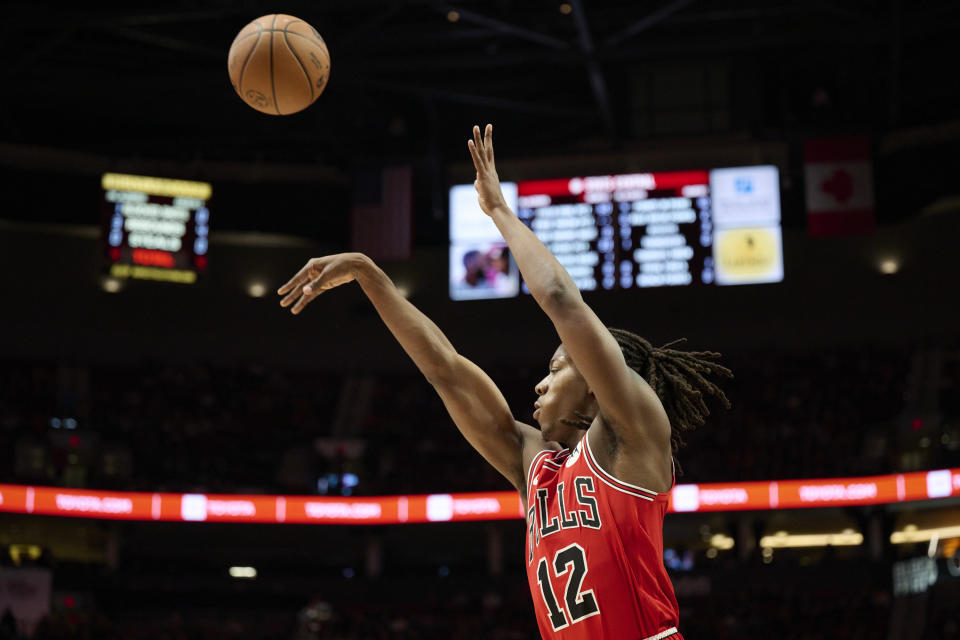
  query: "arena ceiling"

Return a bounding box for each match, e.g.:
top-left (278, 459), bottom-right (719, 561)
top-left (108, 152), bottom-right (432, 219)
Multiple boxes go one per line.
top-left (2, 0), bottom-right (959, 228)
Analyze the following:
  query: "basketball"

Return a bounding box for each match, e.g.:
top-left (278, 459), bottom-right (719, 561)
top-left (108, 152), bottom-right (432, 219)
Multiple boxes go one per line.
top-left (227, 14), bottom-right (331, 115)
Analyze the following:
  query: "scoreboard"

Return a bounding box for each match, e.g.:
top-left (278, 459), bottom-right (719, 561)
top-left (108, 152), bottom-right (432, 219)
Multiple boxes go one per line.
top-left (101, 173), bottom-right (211, 284)
top-left (449, 166), bottom-right (783, 300)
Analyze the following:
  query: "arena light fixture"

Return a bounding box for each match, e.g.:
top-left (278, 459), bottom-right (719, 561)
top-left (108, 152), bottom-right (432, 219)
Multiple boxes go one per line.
top-left (879, 258), bottom-right (900, 275)
top-left (228, 566), bottom-right (257, 579)
top-left (709, 534), bottom-right (735, 550)
top-left (760, 530), bottom-right (863, 548)
top-left (101, 278), bottom-right (122, 293)
top-left (890, 524), bottom-right (960, 544)
top-left (9, 544), bottom-right (42, 565)
top-left (247, 282), bottom-right (268, 298)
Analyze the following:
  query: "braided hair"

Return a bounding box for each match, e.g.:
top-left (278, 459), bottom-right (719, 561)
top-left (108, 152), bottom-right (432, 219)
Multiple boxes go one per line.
top-left (561, 328), bottom-right (732, 475)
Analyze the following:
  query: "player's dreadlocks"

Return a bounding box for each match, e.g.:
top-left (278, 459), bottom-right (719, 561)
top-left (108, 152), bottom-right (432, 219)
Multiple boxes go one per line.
top-left (562, 328), bottom-right (732, 475)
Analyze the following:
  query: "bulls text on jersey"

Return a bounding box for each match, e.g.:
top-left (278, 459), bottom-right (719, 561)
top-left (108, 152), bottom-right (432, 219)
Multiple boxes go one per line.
top-left (528, 476), bottom-right (602, 564)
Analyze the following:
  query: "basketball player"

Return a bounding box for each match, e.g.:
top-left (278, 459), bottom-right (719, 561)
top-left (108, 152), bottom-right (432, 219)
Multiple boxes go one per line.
top-left (278, 124), bottom-right (731, 639)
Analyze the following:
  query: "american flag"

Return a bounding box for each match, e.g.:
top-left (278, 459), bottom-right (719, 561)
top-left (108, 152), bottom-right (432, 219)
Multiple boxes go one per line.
top-left (350, 166), bottom-right (412, 261)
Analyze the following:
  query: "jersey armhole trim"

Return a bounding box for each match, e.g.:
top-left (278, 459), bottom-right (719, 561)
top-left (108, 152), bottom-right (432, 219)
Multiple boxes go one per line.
top-left (643, 627), bottom-right (679, 640)
top-left (525, 449), bottom-right (553, 505)
top-left (584, 435), bottom-right (662, 500)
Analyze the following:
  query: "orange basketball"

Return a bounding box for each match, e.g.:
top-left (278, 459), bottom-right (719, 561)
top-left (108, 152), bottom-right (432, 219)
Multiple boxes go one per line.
top-left (227, 14), bottom-right (331, 115)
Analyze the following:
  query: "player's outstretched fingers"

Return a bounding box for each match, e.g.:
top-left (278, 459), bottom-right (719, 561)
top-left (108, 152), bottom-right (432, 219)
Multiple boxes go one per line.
top-left (472, 125), bottom-right (486, 166)
top-left (467, 139), bottom-right (482, 173)
top-left (278, 258), bottom-right (320, 296)
top-left (293, 271), bottom-right (333, 314)
top-left (290, 287), bottom-right (317, 315)
top-left (467, 125), bottom-right (487, 173)
top-left (484, 124), bottom-right (494, 164)
top-left (277, 268), bottom-right (307, 296)
top-left (279, 286), bottom-right (305, 308)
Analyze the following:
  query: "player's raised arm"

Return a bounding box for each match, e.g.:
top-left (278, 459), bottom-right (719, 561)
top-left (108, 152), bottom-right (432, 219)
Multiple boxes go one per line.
top-left (277, 252), bottom-right (549, 496)
top-left (467, 125), bottom-right (669, 451)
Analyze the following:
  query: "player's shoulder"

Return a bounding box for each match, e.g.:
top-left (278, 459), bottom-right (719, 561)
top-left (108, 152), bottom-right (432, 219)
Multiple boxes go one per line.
top-left (517, 422), bottom-right (564, 499)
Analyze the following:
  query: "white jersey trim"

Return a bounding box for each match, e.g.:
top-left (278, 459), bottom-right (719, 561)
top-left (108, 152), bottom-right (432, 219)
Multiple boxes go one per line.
top-left (584, 434), bottom-right (662, 498)
top-left (587, 467), bottom-right (656, 501)
top-left (539, 449), bottom-right (569, 472)
top-left (643, 627), bottom-right (678, 640)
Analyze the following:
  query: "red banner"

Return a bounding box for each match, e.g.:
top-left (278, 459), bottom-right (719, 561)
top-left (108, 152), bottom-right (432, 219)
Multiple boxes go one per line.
top-left (804, 136), bottom-right (875, 237)
top-left (0, 468), bottom-right (957, 523)
top-left (518, 170), bottom-right (710, 198)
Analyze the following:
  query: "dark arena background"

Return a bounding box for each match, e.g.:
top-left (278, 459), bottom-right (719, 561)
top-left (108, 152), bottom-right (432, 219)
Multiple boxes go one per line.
top-left (2, 1), bottom-right (960, 639)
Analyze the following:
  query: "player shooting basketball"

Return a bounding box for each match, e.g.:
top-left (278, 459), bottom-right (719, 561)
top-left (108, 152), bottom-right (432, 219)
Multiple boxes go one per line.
top-left (278, 124), bottom-right (731, 640)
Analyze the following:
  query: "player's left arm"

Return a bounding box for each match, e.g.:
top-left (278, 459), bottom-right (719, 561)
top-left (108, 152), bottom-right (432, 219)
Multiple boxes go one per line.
top-left (467, 124), bottom-right (670, 448)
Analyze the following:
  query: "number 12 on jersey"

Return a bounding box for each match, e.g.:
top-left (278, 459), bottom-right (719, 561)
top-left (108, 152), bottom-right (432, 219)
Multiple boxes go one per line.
top-left (536, 543), bottom-right (600, 631)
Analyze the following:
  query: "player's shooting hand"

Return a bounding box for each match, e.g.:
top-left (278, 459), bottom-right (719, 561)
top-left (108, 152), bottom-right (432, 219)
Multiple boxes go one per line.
top-left (468, 124), bottom-right (509, 217)
top-left (277, 252), bottom-right (367, 315)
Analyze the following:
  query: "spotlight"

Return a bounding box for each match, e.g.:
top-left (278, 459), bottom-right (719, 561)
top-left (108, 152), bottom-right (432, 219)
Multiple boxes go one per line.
top-left (247, 282), bottom-right (268, 298)
top-left (446, 10), bottom-right (460, 22)
top-left (891, 525), bottom-right (960, 544)
top-left (228, 566), bottom-right (257, 579)
top-left (102, 278), bottom-right (122, 293)
top-left (709, 534), bottom-right (735, 550)
top-left (559, 3), bottom-right (573, 14)
top-left (879, 258), bottom-right (899, 275)
top-left (760, 531), bottom-right (863, 548)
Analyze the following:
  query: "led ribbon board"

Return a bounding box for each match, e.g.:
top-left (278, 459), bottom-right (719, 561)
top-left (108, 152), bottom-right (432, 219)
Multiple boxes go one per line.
top-left (1, 469), bottom-right (956, 524)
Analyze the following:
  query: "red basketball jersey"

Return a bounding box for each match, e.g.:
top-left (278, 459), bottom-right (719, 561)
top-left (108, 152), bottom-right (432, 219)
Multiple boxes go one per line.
top-left (524, 436), bottom-right (683, 640)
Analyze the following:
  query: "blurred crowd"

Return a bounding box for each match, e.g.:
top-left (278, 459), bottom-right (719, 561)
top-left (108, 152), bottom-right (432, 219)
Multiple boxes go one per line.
top-left (3, 563), bottom-right (957, 640)
top-left (1, 345), bottom-right (957, 496)
top-left (680, 348), bottom-right (912, 482)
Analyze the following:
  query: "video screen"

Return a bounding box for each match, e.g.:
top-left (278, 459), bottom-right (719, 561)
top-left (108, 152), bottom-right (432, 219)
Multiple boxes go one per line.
top-left (101, 173), bottom-right (212, 284)
top-left (449, 166), bottom-right (782, 300)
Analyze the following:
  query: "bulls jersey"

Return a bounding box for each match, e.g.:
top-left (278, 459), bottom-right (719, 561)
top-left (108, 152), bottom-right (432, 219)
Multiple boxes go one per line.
top-left (524, 436), bottom-right (682, 640)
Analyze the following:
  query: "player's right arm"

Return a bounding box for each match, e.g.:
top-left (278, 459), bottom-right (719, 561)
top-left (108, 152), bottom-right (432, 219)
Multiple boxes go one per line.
top-left (277, 252), bottom-right (551, 496)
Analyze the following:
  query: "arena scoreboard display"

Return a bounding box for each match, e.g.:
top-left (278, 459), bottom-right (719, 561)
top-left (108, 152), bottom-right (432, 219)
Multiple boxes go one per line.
top-left (101, 173), bottom-right (211, 284)
top-left (449, 166), bottom-right (783, 300)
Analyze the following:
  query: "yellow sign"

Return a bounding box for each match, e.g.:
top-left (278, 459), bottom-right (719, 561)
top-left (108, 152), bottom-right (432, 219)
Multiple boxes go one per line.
top-left (110, 264), bottom-right (197, 284)
top-left (102, 173), bottom-right (212, 200)
top-left (713, 227), bottom-right (782, 284)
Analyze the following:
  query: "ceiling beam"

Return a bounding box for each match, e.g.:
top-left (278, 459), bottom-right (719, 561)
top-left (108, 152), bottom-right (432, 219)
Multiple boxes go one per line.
top-left (101, 25), bottom-right (223, 59)
top-left (439, 5), bottom-right (571, 50)
top-left (605, 0), bottom-right (697, 48)
top-left (0, 142), bottom-right (346, 184)
top-left (341, 78), bottom-right (590, 118)
top-left (569, 0), bottom-right (616, 139)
